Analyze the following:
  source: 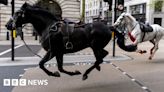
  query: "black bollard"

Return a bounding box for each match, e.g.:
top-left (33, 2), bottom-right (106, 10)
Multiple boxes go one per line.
top-left (21, 32), bottom-right (24, 40)
top-left (35, 33), bottom-right (38, 40)
top-left (6, 31), bottom-right (10, 40)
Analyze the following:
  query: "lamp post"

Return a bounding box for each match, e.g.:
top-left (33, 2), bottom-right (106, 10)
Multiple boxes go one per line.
top-left (11, 0), bottom-right (15, 61)
top-left (103, 0), bottom-right (124, 57)
top-left (113, 0), bottom-right (117, 57)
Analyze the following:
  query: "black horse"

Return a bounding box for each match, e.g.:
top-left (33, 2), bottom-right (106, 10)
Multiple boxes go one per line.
top-left (6, 3), bottom-right (112, 80)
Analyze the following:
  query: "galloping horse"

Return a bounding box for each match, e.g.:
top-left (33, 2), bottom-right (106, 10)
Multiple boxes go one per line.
top-left (6, 3), bottom-right (112, 80)
top-left (113, 12), bottom-right (164, 60)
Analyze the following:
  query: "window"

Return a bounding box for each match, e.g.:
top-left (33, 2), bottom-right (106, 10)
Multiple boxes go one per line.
top-left (130, 4), bottom-right (146, 14)
top-left (154, 1), bottom-right (163, 12)
top-left (124, 7), bottom-right (127, 12)
top-left (100, 1), bottom-right (102, 8)
top-left (154, 18), bottom-right (162, 26)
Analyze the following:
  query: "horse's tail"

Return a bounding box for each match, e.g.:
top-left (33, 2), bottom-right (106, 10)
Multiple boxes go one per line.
top-left (161, 26), bottom-right (164, 36)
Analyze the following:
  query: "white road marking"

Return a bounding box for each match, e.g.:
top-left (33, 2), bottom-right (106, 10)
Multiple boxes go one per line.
top-left (131, 79), bottom-right (136, 81)
top-left (19, 74), bottom-right (24, 77)
top-left (110, 62), bottom-right (152, 92)
top-left (24, 68), bottom-right (29, 71)
top-left (142, 86), bottom-right (148, 90)
top-left (0, 44), bottom-right (24, 56)
top-left (122, 72), bottom-right (127, 75)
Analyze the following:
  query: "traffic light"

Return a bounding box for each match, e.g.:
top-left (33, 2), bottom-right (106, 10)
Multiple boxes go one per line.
top-left (0, 0), bottom-right (8, 5)
top-left (118, 0), bottom-right (124, 5)
top-left (117, 0), bottom-right (124, 11)
top-left (103, 0), bottom-right (112, 11)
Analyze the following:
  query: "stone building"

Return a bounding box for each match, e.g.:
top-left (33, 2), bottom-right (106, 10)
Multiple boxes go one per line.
top-left (83, 0), bottom-right (164, 27)
top-left (125, 0), bottom-right (164, 26)
top-left (0, 0), bottom-right (80, 36)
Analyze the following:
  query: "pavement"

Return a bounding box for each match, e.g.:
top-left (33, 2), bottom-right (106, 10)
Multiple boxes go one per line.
top-left (1, 35), bottom-right (164, 92)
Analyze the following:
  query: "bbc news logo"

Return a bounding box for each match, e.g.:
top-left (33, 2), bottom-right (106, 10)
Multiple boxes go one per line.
top-left (3, 79), bottom-right (48, 86)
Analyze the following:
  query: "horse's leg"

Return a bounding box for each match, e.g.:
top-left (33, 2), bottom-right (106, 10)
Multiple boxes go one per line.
top-left (148, 37), bottom-right (162, 60)
top-left (133, 40), bottom-right (147, 54)
top-left (149, 40), bottom-right (155, 55)
top-left (95, 49), bottom-right (108, 71)
top-left (56, 54), bottom-right (81, 76)
top-left (83, 49), bottom-right (108, 80)
top-left (39, 51), bottom-right (60, 77)
top-left (149, 42), bottom-right (158, 60)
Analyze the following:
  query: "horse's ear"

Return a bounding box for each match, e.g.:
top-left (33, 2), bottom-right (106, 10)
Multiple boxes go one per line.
top-left (22, 2), bottom-right (29, 9)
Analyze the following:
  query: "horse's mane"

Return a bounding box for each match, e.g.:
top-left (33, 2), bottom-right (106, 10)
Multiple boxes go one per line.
top-left (125, 13), bottom-right (136, 22)
top-left (22, 3), bottom-right (59, 21)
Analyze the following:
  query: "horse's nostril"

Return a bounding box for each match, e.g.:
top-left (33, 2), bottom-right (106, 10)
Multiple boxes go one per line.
top-left (5, 24), bottom-right (8, 28)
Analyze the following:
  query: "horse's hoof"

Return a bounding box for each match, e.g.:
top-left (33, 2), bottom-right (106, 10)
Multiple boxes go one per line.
top-left (54, 71), bottom-right (60, 77)
top-left (148, 57), bottom-right (152, 60)
top-left (139, 50), bottom-right (147, 54)
top-left (82, 75), bottom-right (88, 81)
top-left (48, 71), bottom-right (60, 77)
top-left (142, 50), bottom-right (147, 53)
top-left (96, 66), bottom-right (101, 71)
top-left (75, 70), bottom-right (81, 75)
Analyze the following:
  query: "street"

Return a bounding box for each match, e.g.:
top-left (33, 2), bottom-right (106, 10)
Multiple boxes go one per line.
top-left (0, 41), bottom-right (41, 92)
top-left (0, 65), bottom-right (37, 92)
top-left (0, 38), bottom-right (164, 92)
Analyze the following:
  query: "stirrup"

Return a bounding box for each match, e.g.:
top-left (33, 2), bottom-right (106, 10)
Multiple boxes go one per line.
top-left (65, 41), bottom-right (73, 49)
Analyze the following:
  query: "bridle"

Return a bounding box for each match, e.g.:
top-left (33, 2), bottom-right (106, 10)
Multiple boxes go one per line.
top-left (121, 15), bottom-right (139, 32)
top-left (9, 9), bottom-right (43, 58)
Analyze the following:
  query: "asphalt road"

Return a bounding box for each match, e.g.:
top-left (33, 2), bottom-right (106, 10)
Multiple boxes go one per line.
top-left (0, 45), bottom-right (41, 57)
top-left (0, 45), bottom-right (12, 53)
top-left (0, 45), bottom-right (41, 91)
top-left (0, 65), bottom-right (37, 92)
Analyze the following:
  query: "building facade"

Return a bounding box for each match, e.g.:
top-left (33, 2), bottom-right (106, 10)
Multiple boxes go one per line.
top-left (124, 0), bottom-right (164, 26)
top-left (84, 0), bottom-right (109, 23)
top-left (84, 0), bottom-right (164, 27)
top-left (56, 0), bottom-right (80, 21)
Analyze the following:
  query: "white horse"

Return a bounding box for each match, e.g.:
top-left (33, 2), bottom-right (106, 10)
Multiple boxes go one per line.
top-left (113, 12), bottom-right (164, 60)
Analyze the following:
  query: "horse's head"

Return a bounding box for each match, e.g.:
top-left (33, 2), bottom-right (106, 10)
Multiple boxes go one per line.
top-left (6, 2), bottom-right (60, 36)
top-left (114, 12), bottom-right (137, 26)
top-left (113, 13), bottom-right (138, 33)
top-left (113, 13), bottom-right (126, 27)
top-left (5, 3), bottom-right (30, 34)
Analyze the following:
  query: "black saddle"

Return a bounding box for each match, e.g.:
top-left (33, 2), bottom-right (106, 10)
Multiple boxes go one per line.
top-left (63, 18), bottom-right (77, 24)
top-left (139, 22), bottom-right (153, 32)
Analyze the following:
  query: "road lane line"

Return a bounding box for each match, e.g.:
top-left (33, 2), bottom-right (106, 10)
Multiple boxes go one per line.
top-left (19, 74), bottom-right (24, 77)
top-left (109, 62), bottom-right (152, 92)
top-left (0, 44), bottom-right (24, 56)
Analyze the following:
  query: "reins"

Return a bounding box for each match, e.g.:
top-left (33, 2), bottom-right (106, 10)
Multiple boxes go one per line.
top-left (20, 25), bottom-right (43, 59)
top-left (130, 22), bottom-right (138, 31)
top-left (22, 36), bottom-right (43, 59)
top-left (21, 21), bottom-right (62, 59)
